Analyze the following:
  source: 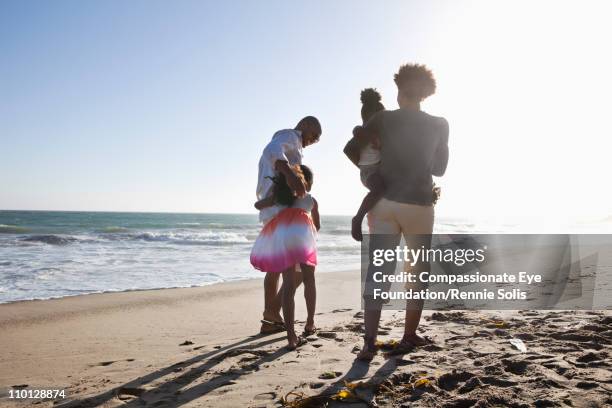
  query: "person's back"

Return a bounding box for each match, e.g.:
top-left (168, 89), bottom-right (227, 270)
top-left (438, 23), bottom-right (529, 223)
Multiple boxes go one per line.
top-left (358, 63), bottom-right (449, 362)
top-left (374, 108), bottom-right (449, 205)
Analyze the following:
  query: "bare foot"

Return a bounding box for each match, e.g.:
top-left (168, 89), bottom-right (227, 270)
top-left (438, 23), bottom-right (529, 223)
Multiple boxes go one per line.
top-left (303, 321), bottom-right (317, 336)
top-left (356, 344), bottom-right (377, 362)
top-left (351, 216), bottom-right (363, 242)
top-left (287, 335), bottom-right (307, 351)
top-left (400, 333), bottom-right (428, 347)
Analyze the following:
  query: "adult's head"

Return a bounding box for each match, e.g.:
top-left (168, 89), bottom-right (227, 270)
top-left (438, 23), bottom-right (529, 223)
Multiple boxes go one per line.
top-left (394, 63), bottom-right (436, 109)
top-left (360, 88), bottom-right (385, 124)
top-left (295, 116), bottom-right (322, 147)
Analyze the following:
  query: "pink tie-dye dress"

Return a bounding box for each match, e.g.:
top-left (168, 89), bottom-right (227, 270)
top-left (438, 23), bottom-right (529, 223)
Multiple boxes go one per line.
top-left (250, 194), bottom-right (318, 273)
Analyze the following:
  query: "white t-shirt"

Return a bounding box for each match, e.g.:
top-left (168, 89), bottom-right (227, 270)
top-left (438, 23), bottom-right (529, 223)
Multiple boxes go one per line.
top-left (358, 144), bottom-right (381, 166)
top-left (256, 129), bottom-right (303, 224)
top-left (292, 193), bottom-right (314, 213)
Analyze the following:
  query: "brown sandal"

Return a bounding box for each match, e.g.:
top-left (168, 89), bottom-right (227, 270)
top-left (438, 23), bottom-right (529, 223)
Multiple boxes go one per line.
top-left (286, 336), bottom-right (308, 351)
top-left (356, 346), bottom-right (377, 362)
top-left (260, 319), bottom-right (286, 334)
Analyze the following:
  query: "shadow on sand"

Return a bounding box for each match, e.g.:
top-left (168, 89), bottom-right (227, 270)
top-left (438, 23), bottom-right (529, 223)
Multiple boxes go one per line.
top-left (57, 332), bottom-right (288, 407)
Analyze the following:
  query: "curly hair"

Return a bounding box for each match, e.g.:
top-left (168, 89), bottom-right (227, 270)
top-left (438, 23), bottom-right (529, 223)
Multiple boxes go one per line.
top-left (360, 88), bottom-right (385, 123)
top-left (394, 63), bottom-right (436, 101)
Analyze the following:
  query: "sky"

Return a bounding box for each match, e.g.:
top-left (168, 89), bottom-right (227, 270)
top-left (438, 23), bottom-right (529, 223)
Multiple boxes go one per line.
top-left (1, 0), bottom-right (611, 219)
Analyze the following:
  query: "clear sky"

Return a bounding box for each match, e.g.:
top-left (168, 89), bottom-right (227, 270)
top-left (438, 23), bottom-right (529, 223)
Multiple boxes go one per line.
top-left (2, 0), bottom-right (611, 218)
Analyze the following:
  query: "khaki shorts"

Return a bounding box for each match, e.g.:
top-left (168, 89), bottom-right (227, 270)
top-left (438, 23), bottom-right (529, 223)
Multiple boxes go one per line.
top-left (367, 198), bottom-right (434, 290)
top-left (367, 197), bottom-right (434, 235)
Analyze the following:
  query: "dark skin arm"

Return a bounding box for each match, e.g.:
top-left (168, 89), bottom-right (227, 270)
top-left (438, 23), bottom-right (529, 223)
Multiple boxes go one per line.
top-left (432, 120), bottom-right (449, 177)
top-left (254, 195), bottom-right (275, 210)
top-left (311, 197), bottom-right (321, 231)
top-left (343, 125), bottom-right (377, 167)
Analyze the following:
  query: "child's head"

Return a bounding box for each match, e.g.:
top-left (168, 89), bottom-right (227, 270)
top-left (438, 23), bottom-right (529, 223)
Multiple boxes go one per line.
top-left (271, 165), bottom-right (307, 206)
top-left (300, 165), bottom-right (313, 192)
top-left (360, 88), bottom-right (385, 124)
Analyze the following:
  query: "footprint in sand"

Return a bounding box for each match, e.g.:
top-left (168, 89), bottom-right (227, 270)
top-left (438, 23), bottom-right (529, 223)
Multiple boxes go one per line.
top-left (479, 376), bottom-right (518, 387)
top-left (317, 331), bottom-right (337, 339)
top-left (253, 391), bottom-right (277, 400)
top-left (437, 371), bottom-right (475, 391)
top-left (575, 380), bottom-right (599, 389)
top-left (311, 343), bottom-right (324, 348)
top-left (458, 377), bottom-right (483, 394)
top-left (575, 351), bottom-right (607, 363)
top-left (501, 358), bottom-right (529, 375)
top-left (117, 386), bottom-right (145, 401)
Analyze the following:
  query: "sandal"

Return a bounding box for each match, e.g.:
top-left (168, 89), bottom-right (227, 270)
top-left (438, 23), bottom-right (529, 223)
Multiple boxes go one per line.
top-left (356, 346), bottom-right (377, 362)
top-left (286, 336), bottom-right (308, 351)
top-left (302, 327), bottom-right (318, 336)
top-left (260, 319), bottom-right (286, 334)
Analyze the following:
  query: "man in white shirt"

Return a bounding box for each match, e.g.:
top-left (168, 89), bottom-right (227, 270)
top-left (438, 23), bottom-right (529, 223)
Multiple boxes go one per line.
top-left (256, 116), bottom-right (322, 334)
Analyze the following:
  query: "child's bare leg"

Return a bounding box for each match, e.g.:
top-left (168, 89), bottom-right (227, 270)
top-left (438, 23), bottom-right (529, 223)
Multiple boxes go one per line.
top-left (300, 264), bottom-right (316, 332)
top-left (263, 272), bottom-right (282, 323)
top-left (352, 173), bottom-right (385, 242)
top-left (281, 267), bottom-right (298, 347)
top-left (273, 269), bottom-right (302, 315)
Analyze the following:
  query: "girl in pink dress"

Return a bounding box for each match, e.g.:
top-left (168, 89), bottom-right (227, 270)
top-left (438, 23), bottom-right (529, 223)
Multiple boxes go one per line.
top-left (251, 165), bottom-right (320, 350)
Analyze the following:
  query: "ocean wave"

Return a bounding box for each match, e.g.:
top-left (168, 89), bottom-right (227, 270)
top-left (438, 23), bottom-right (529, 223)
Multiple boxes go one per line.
top-left (324, 227), bottom-right (352, 236)
top-left (206, 223), bottom-right (260, 230)
top-left (98, 226), bottom-right (131, 233)
top-left (0, 224), bottom-right (30, 234)
top-left (21, 235), bottom-right (78, 245)
top-left (132, 231), bottom-right (251, 246)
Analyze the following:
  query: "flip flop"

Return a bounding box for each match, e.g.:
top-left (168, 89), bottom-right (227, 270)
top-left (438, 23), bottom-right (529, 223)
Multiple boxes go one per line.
top-left (356, 347), bottom-right (377, 362)
top-left (260, 319), bottom-right (286, 334)
top-left (302, 327), bottom-right (318, 336)
top-left (286, 336), bottom-right (308, 351)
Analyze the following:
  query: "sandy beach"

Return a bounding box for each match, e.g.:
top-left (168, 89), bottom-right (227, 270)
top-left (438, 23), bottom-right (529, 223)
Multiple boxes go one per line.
top-left (1, 270), bottom-right (610, 408)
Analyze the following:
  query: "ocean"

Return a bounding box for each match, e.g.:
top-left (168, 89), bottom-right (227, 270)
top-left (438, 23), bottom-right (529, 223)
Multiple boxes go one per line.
top-left (0, 210), bottom-right (608, 304)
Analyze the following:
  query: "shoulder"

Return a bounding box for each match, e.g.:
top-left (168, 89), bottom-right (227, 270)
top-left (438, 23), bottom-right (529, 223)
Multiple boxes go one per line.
top-left (422, 112), bottom-right (449, 140)
top-left (364, 110), bottom-right (387, 132)
top-left (272, 129), bottom-right (301, 144)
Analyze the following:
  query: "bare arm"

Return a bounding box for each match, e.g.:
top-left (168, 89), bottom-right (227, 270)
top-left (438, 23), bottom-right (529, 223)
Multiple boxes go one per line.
top-left (311, 197), bottom-right (321, 231)
top-left (275, 160), bottom-right (305, 197)
top-left (343, 126), bottom-right (373, 167)
top-left (254, 195), bottom-right (275, 210)
top-left (432, 119), bottom-right (449, 177)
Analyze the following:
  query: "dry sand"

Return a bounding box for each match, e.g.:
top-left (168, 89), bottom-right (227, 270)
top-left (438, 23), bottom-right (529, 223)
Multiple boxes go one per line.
top-left (0, 270), bottom-right (610, 407)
